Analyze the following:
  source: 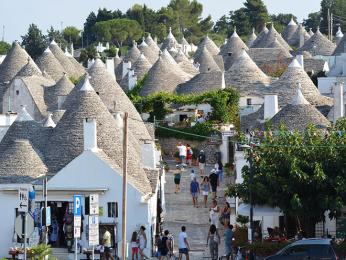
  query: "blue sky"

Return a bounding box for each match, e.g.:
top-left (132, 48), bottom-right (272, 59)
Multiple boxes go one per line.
top-left (1, 0), bottom-right (321, 42)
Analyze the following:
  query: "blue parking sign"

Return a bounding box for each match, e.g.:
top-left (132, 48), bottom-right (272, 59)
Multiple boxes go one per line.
top-left (74, 195), bottom-right (82, 217)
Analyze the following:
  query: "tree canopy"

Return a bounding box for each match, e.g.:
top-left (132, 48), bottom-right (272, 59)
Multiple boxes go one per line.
top-left (63, 26), bottom-right (81, 46)
top-left (21, 24), bottom-right (47, 59)
top-left (0, 41), bottom-right (11, 55)
top-left (228, 121), bottom-right (346, 236)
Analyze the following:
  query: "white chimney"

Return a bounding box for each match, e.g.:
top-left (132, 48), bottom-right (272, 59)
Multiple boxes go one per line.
top-left (128, 69), bottom-right (137, 91)
top-left (70, 43), bottom-right (74, 57)
top-left (87, 59), bottom-right (95, 69)
top-left (83, 118), bottom-right (98, 151)
top-left (299, 31), bottom-right (304, 48)
top-left (221, 71), bottom-right (226, 89)
top-left (333, 82), bottom-right (344, 123)
top-left (296, 55), bottom-right (304, 70)
top-left (106, 58), bottom-right (116, 80)
top-left (122, 61), bottom-right (132, 79)
top-left (264, 94), bottom-right (279, 120)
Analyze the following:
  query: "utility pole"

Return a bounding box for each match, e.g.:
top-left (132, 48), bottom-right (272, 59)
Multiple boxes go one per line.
top-left (328, 9), bottom-right (331, 41)
top-left (331, 13), bottom-right (334, 42)
top-left (2, 25), bottom-right (4, 42)
top-left (121, 112), bottom-right (129, 260)
top-left (44, 177), bottom-right (48, 245)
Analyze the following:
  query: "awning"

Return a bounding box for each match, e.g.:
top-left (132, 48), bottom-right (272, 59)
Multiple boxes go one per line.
top-left (237, 203), bottom-right (283, 217)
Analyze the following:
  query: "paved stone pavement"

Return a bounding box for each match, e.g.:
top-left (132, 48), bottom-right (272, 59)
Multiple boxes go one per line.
top-left (162, 160), bottom-right (230, 260)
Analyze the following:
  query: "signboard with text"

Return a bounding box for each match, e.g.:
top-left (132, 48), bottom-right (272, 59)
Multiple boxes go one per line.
top-left (18, 187), bottom-right (29, 213)
top-left (88, 215), bottom-right (99, 246)
top-left (90, 194), bottom-right (99, 215)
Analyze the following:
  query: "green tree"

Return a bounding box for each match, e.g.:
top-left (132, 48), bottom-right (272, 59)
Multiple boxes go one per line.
top-left (47, 26), bottom-right (68, 49)
top-left (230, 8), bottom-right (252, 36)
top-left (94, 19), bottom-right (143, 46)
top-left (63, 26), bottom-right (81, 45)
top-left (244, 0), bottom-right (270, 31)
top-left (303, 12), bottom-right (321, 31)
top-left (213, 14), bottom-right (232, 37)
top-left (271, 14), bottom-right (297, 33)
top-left (229, 124), bottom-right (346, 237)
top-left (320, 0), bottom-right (346, 34)
top-left (79, 45), bottom-right (97, 66)
top-left (126, 4), bottom-right (158, 34)
top-left (83, 11), bottom-right (97, 45)
top-left (21, 24), bottom-right (47, 59)
top-left (0, 41), bottom-right (11, 55)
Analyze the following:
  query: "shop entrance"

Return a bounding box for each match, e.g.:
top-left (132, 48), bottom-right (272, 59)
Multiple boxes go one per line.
top-left (47, 201), bottom-right (74, 249)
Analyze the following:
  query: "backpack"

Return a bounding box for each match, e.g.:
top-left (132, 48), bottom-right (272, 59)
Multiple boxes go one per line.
top-left (188, 148), bottom-right (193, 155)
top-left (190, 181), bottom-right (199, 193)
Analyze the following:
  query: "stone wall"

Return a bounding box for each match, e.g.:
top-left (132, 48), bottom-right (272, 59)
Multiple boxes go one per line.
top-left (158, 137), bottom-right (220, 164)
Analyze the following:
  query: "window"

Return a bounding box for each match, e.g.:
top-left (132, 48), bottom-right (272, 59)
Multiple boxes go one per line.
top-left (282, 245), bottom-right (309, 256)
top-left (16, 90), bottom-right (19, 95)
top-left (107, 202), bottom-right (118, 218)
top-left (246, 98), bottom-right (252, 106)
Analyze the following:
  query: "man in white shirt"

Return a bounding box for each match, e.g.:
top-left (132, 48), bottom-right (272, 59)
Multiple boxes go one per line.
top-left (178, 226), bottom-right (190, 260)
top-left (102, 228), bottom-right (114, 260)
top-left (177, 143), bottom-right (187, 165)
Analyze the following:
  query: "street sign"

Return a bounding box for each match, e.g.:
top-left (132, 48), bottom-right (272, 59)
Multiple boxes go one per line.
top-left (90, 194), bottom-right (99, 215)
top-left (88, 215), bottom-right (99, 246)
top-left (74, 216), bottom-right (81, 227)
top-left (18, 187), bottom-right (29, 213)
top-left (74, 227), bottom-right (81, 238)
top-left (15, 213), bottom-right (34, 237)
top-left (46, 207), bottom-right (51, 226)
top-left (74, 195), bottom-right (82, 217)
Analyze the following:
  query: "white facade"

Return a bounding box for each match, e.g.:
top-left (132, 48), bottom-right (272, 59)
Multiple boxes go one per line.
top-left (0, 112), bottom-right (17, 141)
top-left (2, 79), bottom-right (43, 121)
top-left (239, 96), bottom-right (264, 116)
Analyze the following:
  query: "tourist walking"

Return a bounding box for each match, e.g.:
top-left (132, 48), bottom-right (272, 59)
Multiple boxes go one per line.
top-left (224, 223), bottom-right (234, 260)
top-left (201, 176), bottom-right (211, 208)
top-left (197, 150), bottom-right (206, 176)
top-left (160, 230), bottom-right (172, 260)
top-left (174, 165), bottom-right (182, 193)
top-left (178, 226), bottom-right (190, 260)
top-left (131, 231), bottom-right (139, 260)
top-left (186, 144), bottom-right (193, 167)
top-left (139, 226), bottom-right (149, 260)
top-left (102, 228), bottom-right (115, 260)
top-left (221, 202), bottom-right (231, 225)
top-left (190, 169), bottom-right (196, 181)
top-left (209, 169), bottom-right (219, 199)
top-left (154, 234), bottom-right (162, 258)
top-left (209, 200), bottom-right (220, 229)
top-left (177, 142), bottom-right (187, 165)
top-left (215, 160), bottom-right (224, 182)
top-left (190, 177), bottom-right (200, 207)
top-left (206, 224), bottom-right (220, 260)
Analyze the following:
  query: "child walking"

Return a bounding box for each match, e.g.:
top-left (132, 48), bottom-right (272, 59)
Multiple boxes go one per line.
top-left (131, 231), bottom-right (139, 260)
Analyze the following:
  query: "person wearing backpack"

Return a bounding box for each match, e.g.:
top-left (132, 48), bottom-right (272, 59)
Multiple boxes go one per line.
top-left (186, 144), bottom-right (193, 167)
top-left (190, 177), bottom-right (200, 208)
top-left (160, 230), bottom-right (172, 260)
top-left (206, 224), bottom-right (220, 260)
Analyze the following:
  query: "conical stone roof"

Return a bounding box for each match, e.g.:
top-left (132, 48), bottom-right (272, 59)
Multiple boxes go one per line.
top-left (36, 48), bottom-right (66, 81)
top-left (161, 27), bottom-right (179, 50)
top-left (0, 41), bottom-right (29, 83)
top-left (162, 49), bottom-right (191, 80)
top-left (282, 18), bottom-right (298, 45)
top-left (269, 86), bottom-right (331, 131)
top-left (289, 24), bottom-right (310, 47)
top-left (174, 50), bottom-right (199, 76)
top-left (145, 34), bottom-right (160, 52)
top-left (176, 70), bottom-right (224, 94)
top-left (256, 24), bottom-right (292, 50)
top-left (0, 139), bottom-right (47, 183)
top-left (333, 34), bottom-right (346, 55)
top-left (45, 80), bottom-right (149, 189)
top-left (195, 35), bottom-right (220, 58)
top-left (43, 113), bottom-right (56, 128)
top-left (247, 28), bottom-right (257, 47)
top-left (268, 37), bottom-right (292, 58)
top-left (132, 53), bottom-right (152, 80)
top-left (65, 50), bottom-right (85, 76)
top-left (44, 73), bottom-right (74, 110)
top-left (219, 29), bottom-right (248, 59)
top-left (308, 28), bottom-right (314, 37)
top-left (16, 58), bottom-right (42, 78)
top-left (298, 27), bottom-right (336, 56)
top-left (225, 50), bottom-right (271, 93)
top-left (125, 43), bottom-right (141, 63)
top-left (138, 37), bottom-right (159, 64)
top-left (196, 46), bottom-right (220, 73)
top-left (49, 40), bottom-right (82, 78)
top-left (65, 67), bottom-right (151, 141)
top-left (268, 58), bottom-right (333, 107)
top-left (251, 25), bottom-right (269, 48)
top-left (0, 106), bottom-right (49, 154)
top-left (140, 54), bottom-right (187, 96)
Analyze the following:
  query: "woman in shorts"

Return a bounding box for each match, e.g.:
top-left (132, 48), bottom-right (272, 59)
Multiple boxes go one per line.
top-left (174, 165), bottom-right (182, 193)
top-left (201, 176), bottom-right (211, 208)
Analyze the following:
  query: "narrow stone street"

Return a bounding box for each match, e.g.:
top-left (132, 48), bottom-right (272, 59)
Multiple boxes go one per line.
top-left (162, 160), bottom-right (229, 260)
